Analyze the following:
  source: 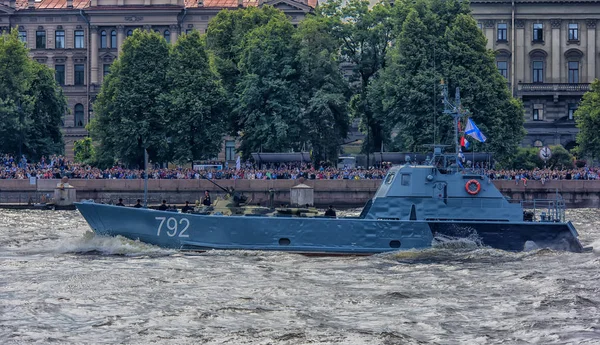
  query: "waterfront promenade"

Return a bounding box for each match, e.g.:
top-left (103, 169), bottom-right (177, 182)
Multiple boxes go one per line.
top-left (1, 178), bottom-right (600, 208)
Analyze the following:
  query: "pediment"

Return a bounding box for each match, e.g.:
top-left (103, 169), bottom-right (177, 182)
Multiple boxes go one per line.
top-left (262, 0), bottom-right (312, 12)
top-left (100, 53), bottom-right (116, 63)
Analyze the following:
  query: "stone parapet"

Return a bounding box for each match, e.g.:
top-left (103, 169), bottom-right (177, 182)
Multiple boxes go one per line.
top-left (1, 179), bottom-right (600, 207)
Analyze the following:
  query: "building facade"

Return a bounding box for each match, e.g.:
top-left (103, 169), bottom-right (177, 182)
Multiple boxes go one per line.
top-left (0, 0), bottom-right (314, 159)
top-left (1, 0), bottom-right (598, 159)
top-left (471, 0), bottom-right (600, 150)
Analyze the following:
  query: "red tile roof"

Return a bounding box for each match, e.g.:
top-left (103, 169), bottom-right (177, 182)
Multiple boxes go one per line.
top-left (15, 0), bottom-right (90, 9)
top-left (14, 0), bottom-right (314, 10)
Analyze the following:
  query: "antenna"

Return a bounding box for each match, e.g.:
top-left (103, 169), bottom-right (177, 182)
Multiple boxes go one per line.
top-left (441, 80), bottom-right (470, 161)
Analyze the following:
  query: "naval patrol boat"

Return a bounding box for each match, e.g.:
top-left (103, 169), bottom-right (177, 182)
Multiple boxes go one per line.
top-left (75, 146), bottom-right (583, 254)
top-left (75, 84), bottom-right (584, 254)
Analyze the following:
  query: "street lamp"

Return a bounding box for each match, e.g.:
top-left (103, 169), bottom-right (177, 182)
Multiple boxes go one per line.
top-left (17, 100), bottom-right (23, 167)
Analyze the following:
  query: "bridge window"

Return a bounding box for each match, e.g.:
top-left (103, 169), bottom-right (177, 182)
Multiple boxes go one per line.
top-left (385, 172), bottom-right (395, 185)
top-left (401, 174), bottom-right (411, 186)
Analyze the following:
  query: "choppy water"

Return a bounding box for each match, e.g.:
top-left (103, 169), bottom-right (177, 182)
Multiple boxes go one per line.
top-left (1, 209), bottom-right (600, 345)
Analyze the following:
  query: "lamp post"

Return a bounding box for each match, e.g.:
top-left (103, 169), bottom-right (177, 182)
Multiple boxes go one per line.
top-left (17, 100), bottom-right (23, 167)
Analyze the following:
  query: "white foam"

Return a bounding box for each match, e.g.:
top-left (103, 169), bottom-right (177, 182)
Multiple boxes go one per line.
top-left (53, 231), bottom-right (175, 256)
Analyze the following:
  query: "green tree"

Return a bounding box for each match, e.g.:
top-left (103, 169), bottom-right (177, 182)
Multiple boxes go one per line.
top-left (295, 13), bottom-right (351, 163)
top-left (375, 1), bottom-right (524, 163)
top-left (235, 16), bottom-right (304, 157)
top-left (0, 29), bottom-right (65, 160)
top-left (73, 137), bottom-right (96, 164)
top-left (442, 13), bottom-right (524, 163)
top-left (319, 0), bottom-right (395, 155)
top-left (205, 6), bottom-right (286, 134)
top-left (377, 9), bottom-right (442, 151)
top-left (165, 31), bottom-right (228, 164)
top-left (575, 80), bottom-right (600, 160)
top-left (90, 29), bottom-right (170, 167)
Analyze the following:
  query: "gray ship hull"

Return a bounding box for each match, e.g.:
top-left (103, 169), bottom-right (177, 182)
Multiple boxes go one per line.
top-left (75, 202), bottom-right (583, 254)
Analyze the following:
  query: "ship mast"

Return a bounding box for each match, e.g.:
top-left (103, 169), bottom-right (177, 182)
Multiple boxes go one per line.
top-left (441, 80), bottom-right (469, 163)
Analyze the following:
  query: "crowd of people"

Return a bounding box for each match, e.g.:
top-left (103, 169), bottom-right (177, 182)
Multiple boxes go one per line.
top-left (2, 153), bottom-right (600, 182)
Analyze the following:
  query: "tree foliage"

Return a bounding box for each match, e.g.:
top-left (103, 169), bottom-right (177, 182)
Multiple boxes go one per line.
top-left (0, 29), bottom-right (66, 160)
top-left (208, 6), bottom-right (351, 161)
top-left (506, 145), bottom-right (573, 170)
top-left (73, 137), bottom-right (96, 165)
top-left (165, 31), bottom-right (228, 163)
top-left (90, 29), bottom-right (170, 167)
top-left (374, 0), bottom-right (524, 163)
top-left (575, 80), bottom-right (600, 160)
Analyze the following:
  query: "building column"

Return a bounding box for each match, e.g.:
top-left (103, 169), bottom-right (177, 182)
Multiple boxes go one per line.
top-left (551, 19), bottom-right (561, 83)
top-left (170, 24), bottom-right (179, 44)
top-left (515, 20), bottom-right (525, 84)
top-left (117, 25), bottom-right (125, 56)
top-left (587, 19), bottom-right (596, 82)
top-left (90, 25), bottom-right (99, 85)
top-left (484, 20), bottom-right (495, 50)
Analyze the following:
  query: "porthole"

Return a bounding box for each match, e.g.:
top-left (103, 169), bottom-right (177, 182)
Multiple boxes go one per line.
top-left (279, 238), bottom-right (291, 245)
top-left (389, 240), bottom-right (401, 248)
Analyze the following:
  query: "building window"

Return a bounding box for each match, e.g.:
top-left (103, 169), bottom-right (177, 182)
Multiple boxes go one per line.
top-left (55, 30), bottom-right (65, 49)
top-left (532, 61), bottom-right (544, 83)
top-left (127, 30), bottom-right (133, 37)
top-left (55, 64), bottom-right (65, 86)
top-left (36, 30), bottom-right (46, 49)
top-left (74, 64), bottom-right (85, 86)
top-left (568, 103), bottom-right (577, 120)
top-left (75, 30), bottom-right (85, 48)
top-left (533, 140), bottom-right (543, 147)
top-left (111, 30), bottom-right (117, 48)
top-left (186, 29), bottom-right (193, 35)
top-left (164, 30), bottom-right (171, 43)
top-left (497, 61), bottom-right (508, 79)
top-left (533, 23), bottom-right (544, 42)
top-left (568, 23), bottom-right (579, 41)
top-left (74, 104), bottom-right (84, 127)
top-left (225, 140), bottom-right (235, 161)
top-left (18, 31), bottom-right (27, 44)
top-left (100, 30), bottom-right (107, 48)
top-left (477, 23), bottom-right (483, 31)
top-left (497, 23), bottom-right (507, 41)
top-left (103, 64), bottom-right (111, 76)
top-left (498, 23), bottom-right (508, 41)
top-left (533, 105), bottom-right (544, 121)
top-left (568, 61), bottom-right (579, 83)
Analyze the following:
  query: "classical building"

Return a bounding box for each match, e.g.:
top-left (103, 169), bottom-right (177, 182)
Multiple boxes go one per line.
top-left (1, 0), bottom-right (597, 159)
top-left (471, 0), bottom-right (600, 150)
top-left (0, 0), bottom-right (314, 159)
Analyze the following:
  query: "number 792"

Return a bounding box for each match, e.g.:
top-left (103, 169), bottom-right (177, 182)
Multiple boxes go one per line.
top-left (155, 217), bottom-right (190, 237)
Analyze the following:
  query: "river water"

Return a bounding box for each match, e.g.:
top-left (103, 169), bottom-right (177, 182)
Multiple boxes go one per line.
top-left (1, 209), bottom-right (599, 345)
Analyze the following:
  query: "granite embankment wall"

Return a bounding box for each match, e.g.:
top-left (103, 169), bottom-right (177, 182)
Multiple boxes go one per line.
top-left (1, 179), bottom-right (600, 208)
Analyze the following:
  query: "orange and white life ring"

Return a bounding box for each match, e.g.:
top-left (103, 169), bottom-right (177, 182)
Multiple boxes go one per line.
top-left (465, 179), bottom-right (481, 195)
